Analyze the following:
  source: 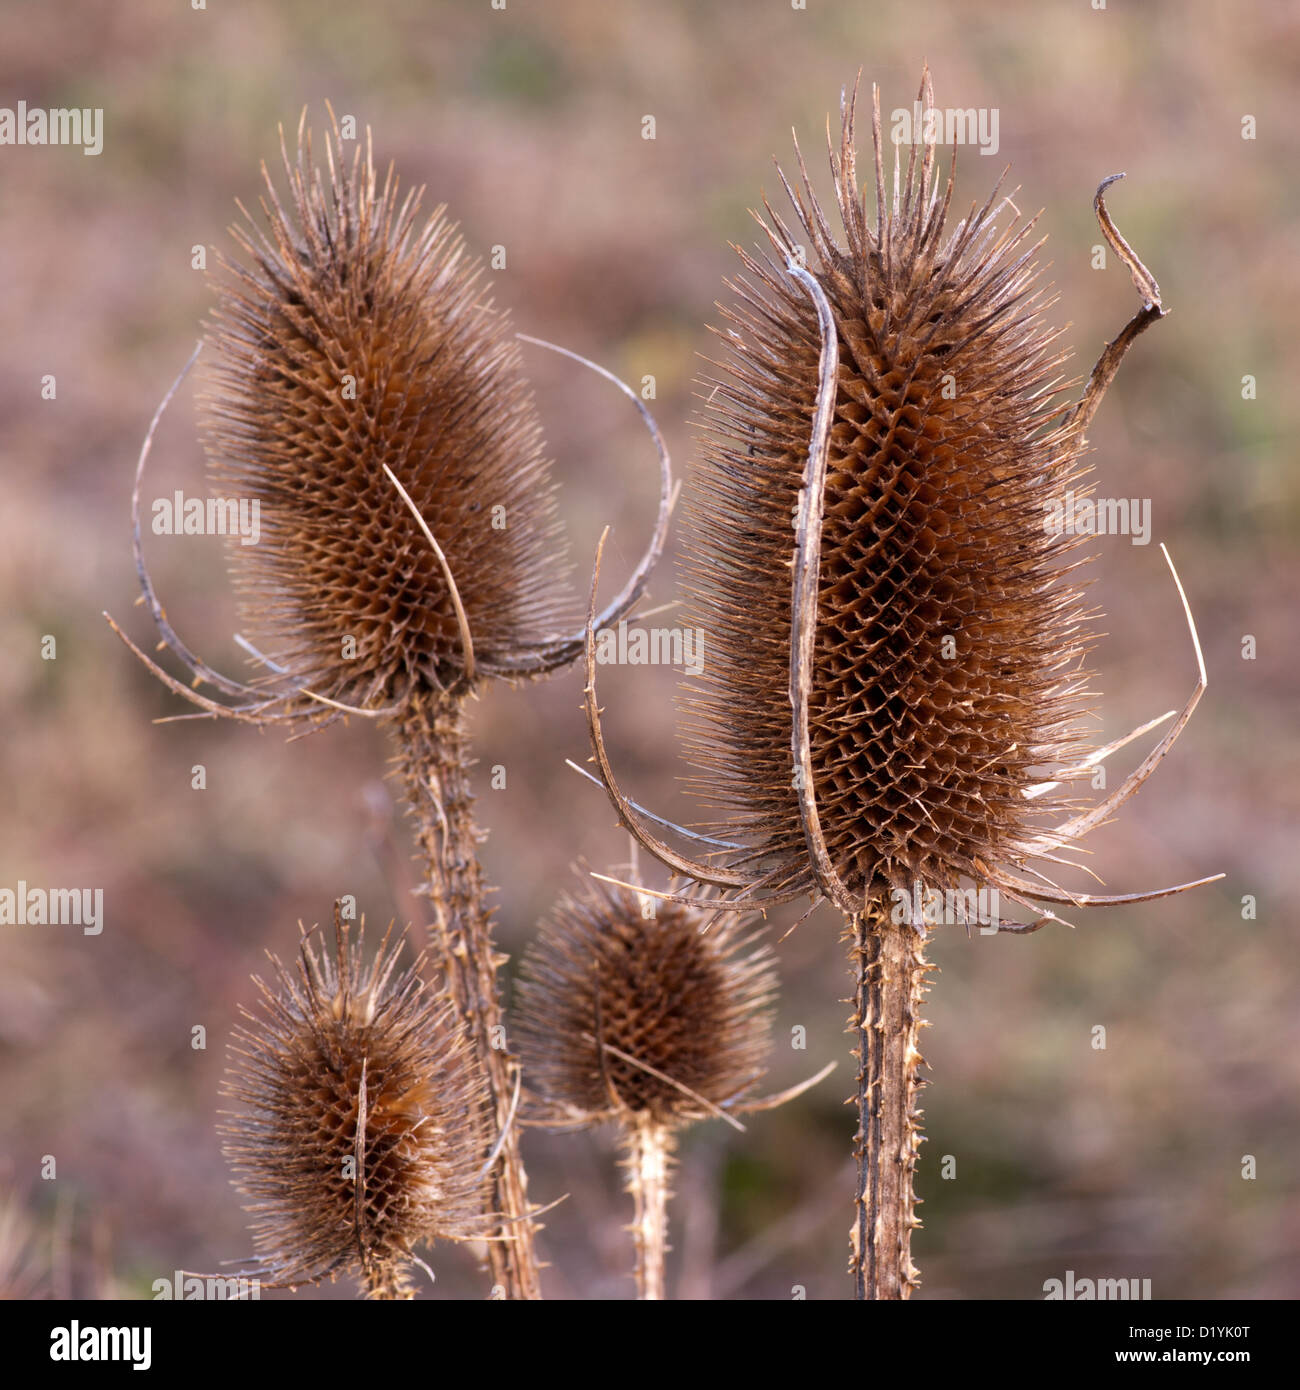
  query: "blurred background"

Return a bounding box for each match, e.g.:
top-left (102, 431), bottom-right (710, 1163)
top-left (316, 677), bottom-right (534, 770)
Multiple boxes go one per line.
top-left (0, 0), bottom-right (1296, 1300)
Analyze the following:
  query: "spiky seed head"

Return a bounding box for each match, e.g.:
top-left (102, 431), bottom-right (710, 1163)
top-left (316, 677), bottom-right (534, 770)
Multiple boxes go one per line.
top-left (200, 108), bottom-right (573, 709)
top-left (220, 911), bottom-right (490, 1298)
top-left (680, 76), bottom-right (1096, 913)
top-left (515, 878), bottom-right (777, 1129)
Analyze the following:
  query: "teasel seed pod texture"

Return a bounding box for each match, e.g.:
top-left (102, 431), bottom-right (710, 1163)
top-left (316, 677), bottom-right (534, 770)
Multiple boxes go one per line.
top-left (582, 71), bottom-right (1218, 1298)
top-left (515, 876), bottom-right (778, 1299)
top-left (221, 908), bottom-right (491, 1299)
top-left (199, 117), bottom-right (575, 705)
top-left (109, 106), bottom-right (672, 1299)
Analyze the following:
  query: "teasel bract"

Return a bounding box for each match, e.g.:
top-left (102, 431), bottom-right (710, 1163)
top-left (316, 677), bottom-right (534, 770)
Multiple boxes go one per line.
top-left (221, 908), bottom-right (490, 1299)
top-left (514, 875), bottom-right (782, 1299)
top-left (582, 72), bottom-right (1221, 1298)
top-left (107, 107), bottom-right (673, 1299)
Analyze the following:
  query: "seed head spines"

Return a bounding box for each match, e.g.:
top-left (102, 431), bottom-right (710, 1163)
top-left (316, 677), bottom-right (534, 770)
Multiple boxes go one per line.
top-left (200, 108), bottom-right (575, 712)
top-left (220, 908), bottom-right (491, 1298)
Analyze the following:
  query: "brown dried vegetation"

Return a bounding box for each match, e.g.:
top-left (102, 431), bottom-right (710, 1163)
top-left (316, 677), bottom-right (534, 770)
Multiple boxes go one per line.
top-left (106, 76), bottom-right (1219, 1303)
top-left (580, 72), bottom-right (1216, 1298)
top-left (221, 910), bottom-right (490, 1299)
top-left (516, 879), bottom-right (776, 1129)
top-left (683, 88), bottom-right (1091, 913)
top-left (110, 107), bottom-right (670, 1300)
top-left (515, 875), bottom-right (778, 1297)
top-left (200, 110), bottom-right (575, 710)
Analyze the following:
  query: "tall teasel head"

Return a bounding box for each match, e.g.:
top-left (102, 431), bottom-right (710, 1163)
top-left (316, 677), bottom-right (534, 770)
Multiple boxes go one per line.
top-left (514, 877), bottom-right (777, 1130)
top-left (586, 71), bottom-right (1214, 932)
top-left (220, 908), bottom-right (491, 1299)
top-left (197, 107), bottom-right (576, 712)
top-left (683, 77), bottom-right (1091, 918)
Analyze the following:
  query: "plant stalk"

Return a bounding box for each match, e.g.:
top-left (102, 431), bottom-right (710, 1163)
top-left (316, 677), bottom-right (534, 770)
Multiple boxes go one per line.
top-left (398, 691), bottom-right (542, 1300)
top-left (361, 1263), bottom-right (414, 1301)
top-left (845, 907), bottom-right (929, 1299)
top-left (623, 1116), bottom-right (673, 1300)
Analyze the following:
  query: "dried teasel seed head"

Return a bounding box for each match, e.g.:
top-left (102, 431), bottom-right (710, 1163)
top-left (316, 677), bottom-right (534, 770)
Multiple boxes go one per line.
top-left (220, 910), bottom-right (490, 1298)
top-left (680, 75), bottom-right (1099, 914)
top-left (515, 878), bottom-right (777, 1129)
top-left (200, 107), bottom-right (573, 708)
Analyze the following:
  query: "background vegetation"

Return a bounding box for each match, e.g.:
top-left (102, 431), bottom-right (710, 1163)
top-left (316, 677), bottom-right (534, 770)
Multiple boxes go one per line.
top-left (1, 0), bottom-right (1296, 1298)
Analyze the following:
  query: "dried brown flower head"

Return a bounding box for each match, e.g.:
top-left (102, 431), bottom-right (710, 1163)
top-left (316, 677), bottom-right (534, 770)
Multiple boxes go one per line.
top-left (515, 879), bottom-right (776, 1129)
top-left (221, 909), bottom-right (490, 1299)
top-left (585, 72), bottom-right (1214, 933)
top-left (680, 87), bottom-right (1092, 917)
top-left (199, 107), bottom-right (576, 711)
top-left (576, 73), bottom-right (1218, 1299)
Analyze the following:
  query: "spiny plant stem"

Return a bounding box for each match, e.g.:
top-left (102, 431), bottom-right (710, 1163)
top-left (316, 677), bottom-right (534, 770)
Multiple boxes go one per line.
top-left (623, 1116), bottom-right (673, 1300)
top-left (846, 908), bottom-right (929, 1300)
top-left (362, 1263), bottom-right (414, 1301)
top-left (398, 692), bottom-right (541, 1300)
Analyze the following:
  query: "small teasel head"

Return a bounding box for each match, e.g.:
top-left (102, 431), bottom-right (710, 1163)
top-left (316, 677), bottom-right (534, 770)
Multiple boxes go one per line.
top-left (514, 877), bottom-right (777, 1130)
top-left (220, 907), bottom-right (491, 1298)
top-left (199, 106), bottom-right (576, 710)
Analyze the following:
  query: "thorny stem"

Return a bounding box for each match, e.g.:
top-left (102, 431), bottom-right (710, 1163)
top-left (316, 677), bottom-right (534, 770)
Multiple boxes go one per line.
top-left (846, 909), bottom-right (930, 1300)
top-left (398, 691), bottom-right (542, 1300)
top-left (623, 1116), bottom-right (674, 1301)
top-left (361, 1262), bottom-right (415, 1301)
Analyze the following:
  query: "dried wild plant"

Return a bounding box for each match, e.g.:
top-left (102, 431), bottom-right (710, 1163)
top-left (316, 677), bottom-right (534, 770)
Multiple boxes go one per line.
top-left (107, 108), bottom-right (673, 1298)
top-left (221, 908), bottom-right (491, 1299)
top-left (581, 73), bottom-right (1222, 1298)
top-left (515, 874), bottom-right (783, 1299)
top-left (198, 128), bottom-right (572, 707)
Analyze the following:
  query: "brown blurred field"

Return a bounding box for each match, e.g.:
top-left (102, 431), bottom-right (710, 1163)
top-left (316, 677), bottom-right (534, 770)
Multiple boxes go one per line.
top-left (1, 0), bottom-right (1297, 1300)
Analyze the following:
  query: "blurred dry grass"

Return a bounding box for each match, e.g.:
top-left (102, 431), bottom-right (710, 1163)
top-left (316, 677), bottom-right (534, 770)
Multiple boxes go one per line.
top-left (0, 0), bottom-right (1297, 1299)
